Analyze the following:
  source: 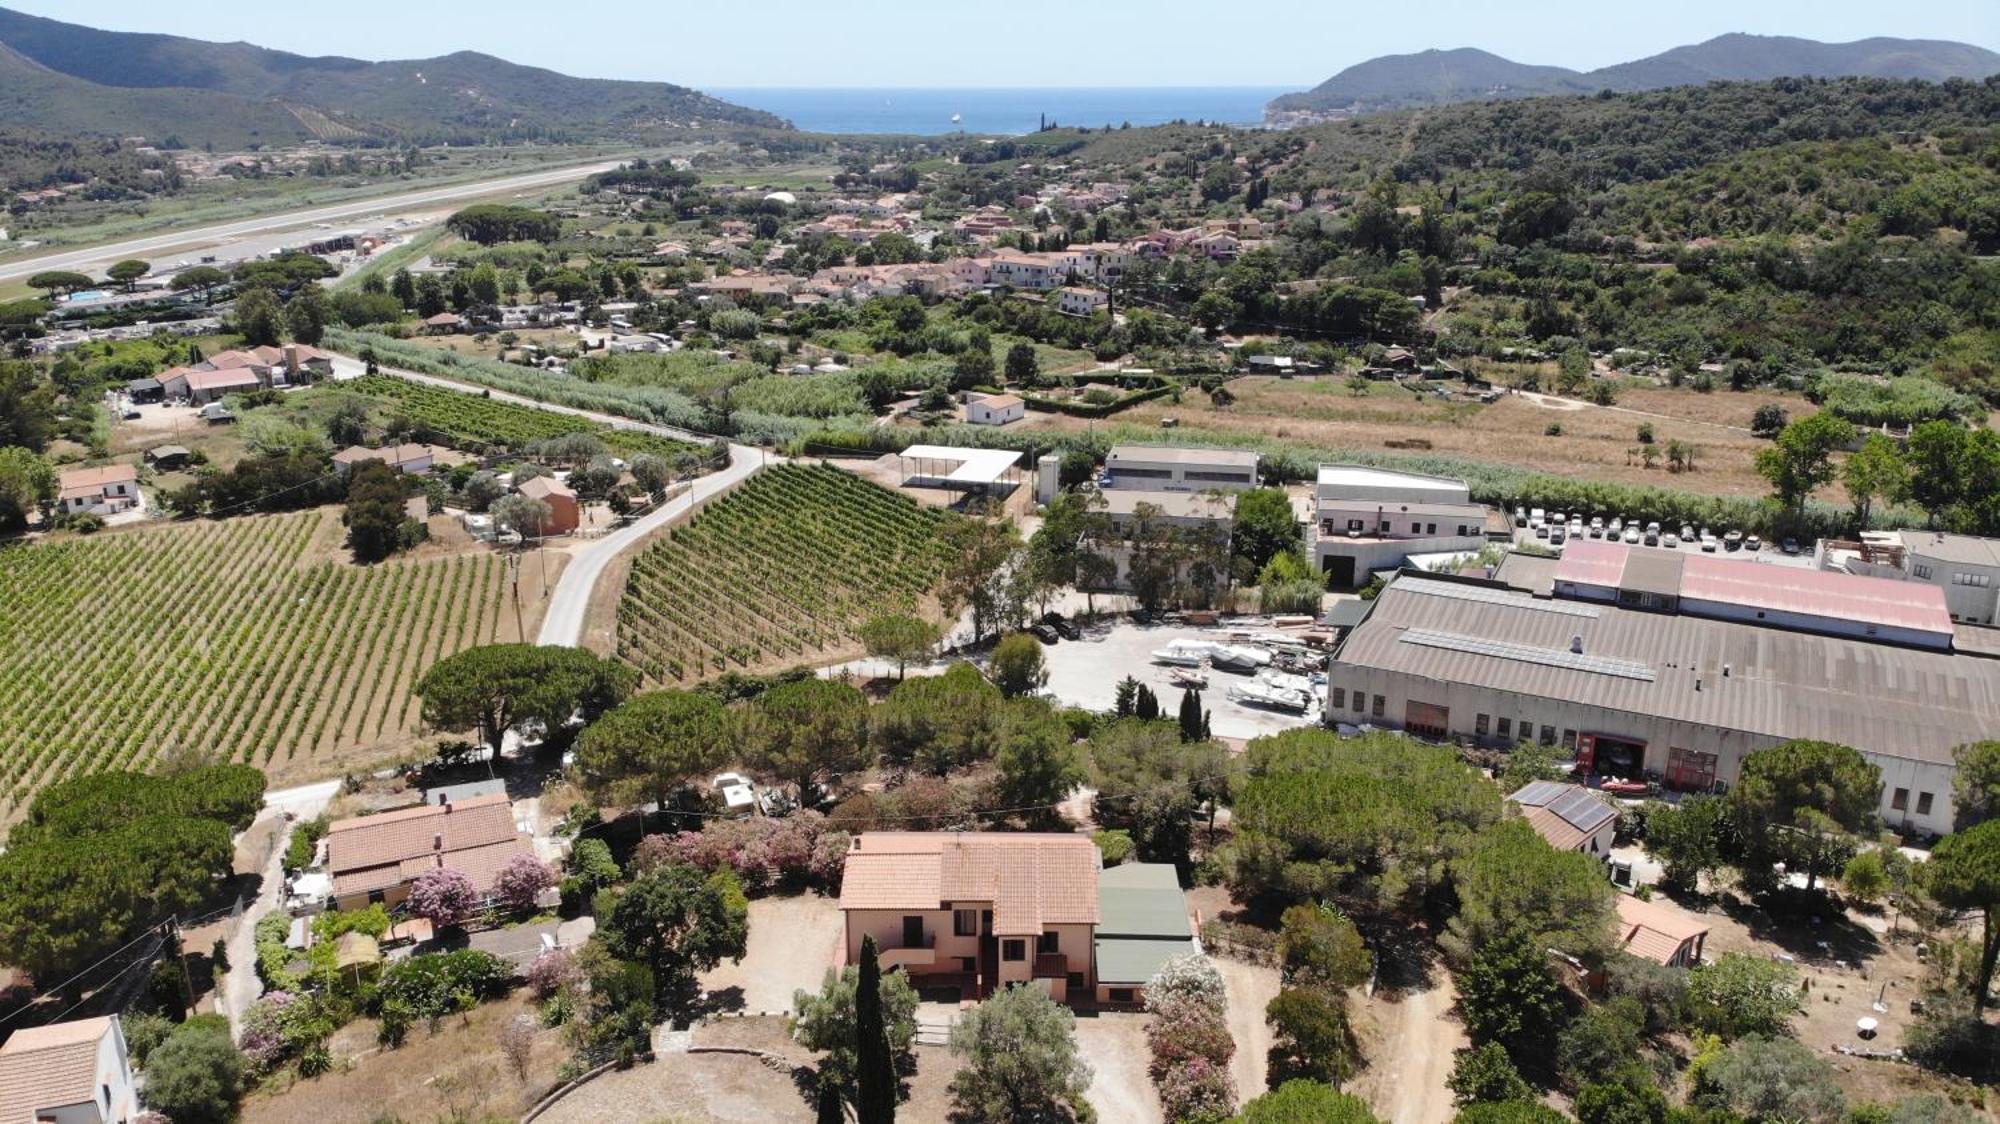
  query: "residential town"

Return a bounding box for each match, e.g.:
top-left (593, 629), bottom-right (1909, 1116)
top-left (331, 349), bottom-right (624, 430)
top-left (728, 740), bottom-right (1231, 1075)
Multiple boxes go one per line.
top-left (0, 8), bottom-right (1997, 1124)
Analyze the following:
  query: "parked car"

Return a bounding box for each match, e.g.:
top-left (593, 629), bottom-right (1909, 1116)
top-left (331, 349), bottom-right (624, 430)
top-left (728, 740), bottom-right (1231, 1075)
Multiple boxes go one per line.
top-left (1030, 623), bottom-right (1061, 644)
top-left (1724, 530), bottom-right (1743, 550)
top-left (1551, 525), bottom-right (1568, 545)
top-left (1700, 533), bottom-right (1718, 552)
top-left (1680, 524), bottom-right (1696, 542)
top-left (1663, 533), bottom-right (1680, 549)
top-left (1514, 507), bottom-right (1528, 527)
top-left (1041, 612), bottom-right (1082, 641)
top-left (1782, 537), bottom-right (1802, 555)
top-left (1608, 517), bottom-right (1623, 535)
top-left (1622, 526), bottom-right (1642, 544)
top-left (711, 772), bottom-right (757, 816)
top-left (1746, 535), bottom-right (1762, 552)
top-left (1535, 523), bottom-right (1550, 539)
top-left (1643, 529), bottom-right (1660, 546)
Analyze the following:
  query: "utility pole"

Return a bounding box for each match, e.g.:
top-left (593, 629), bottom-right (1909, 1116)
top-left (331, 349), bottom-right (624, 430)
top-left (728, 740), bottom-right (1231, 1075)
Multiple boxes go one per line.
top-left (171, 917), bottom-right (195, 1019)
top-left (507, 552), bottom-right (524, 641)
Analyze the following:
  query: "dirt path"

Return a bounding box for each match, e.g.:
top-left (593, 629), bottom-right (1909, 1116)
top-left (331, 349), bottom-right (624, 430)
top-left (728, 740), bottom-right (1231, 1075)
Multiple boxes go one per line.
top-left (1353, 974), bottom-right (1464, 1124)
top-left (1215, 956), bottom-right (1280, 1106)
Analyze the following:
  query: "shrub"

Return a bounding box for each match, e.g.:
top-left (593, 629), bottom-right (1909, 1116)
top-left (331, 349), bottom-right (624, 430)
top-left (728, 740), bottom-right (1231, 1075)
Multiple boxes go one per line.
top-left (634, 811), bottom-right (848, 893)
top-left (142, 1015), bottom-right (244, 1123)
top-left (1556, 998), bottom-right (1648, 1091)
top-left (377, 950), bottom-right (510, 1022)
top-left (524, 948), bottom-right (578, 999)
top-left (1094, 829), bottom-right (1134, 865)
top-left (1265, 986), bottom-right (1358, 1086)
top-left (1449, 1042), bottom-right (1533, 1106)
top-left (1702, 1035), bottom-right (1846, 1122)
top-left (1145, 995), bottom-right (1234, 1081)
top-left (1686, 954), bottom-right (1800, 1039)
top-left (1156, 1054), bottom-right (1235, 1123)
top-left (408, 866), bottom-right (480, 928)
top-left (493, 853), bottom-right (557, 914)
top-left (1146, 954), bottom-right (1226, 1011)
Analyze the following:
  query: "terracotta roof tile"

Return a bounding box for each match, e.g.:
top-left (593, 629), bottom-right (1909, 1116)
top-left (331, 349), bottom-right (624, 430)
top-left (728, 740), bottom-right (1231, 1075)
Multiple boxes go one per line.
top-left (1614, 894), bottom-right (1709, 965)
top-left (839, 832), bottom-right (1099, 936)
top-left (327, 794), bottom-right (527, 897)
top-left (0, 1017), bottom-right (114, 1122)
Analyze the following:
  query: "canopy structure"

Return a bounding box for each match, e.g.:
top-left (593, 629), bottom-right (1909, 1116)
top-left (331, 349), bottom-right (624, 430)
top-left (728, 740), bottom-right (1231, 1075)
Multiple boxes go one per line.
top-left (897, 445), bottom-right (1023, 495)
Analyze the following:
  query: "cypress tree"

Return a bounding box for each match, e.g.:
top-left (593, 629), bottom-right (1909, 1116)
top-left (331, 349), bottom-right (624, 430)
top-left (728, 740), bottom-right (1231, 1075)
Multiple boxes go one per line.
top-left (816, 1075), bottom-right (845, 1124)
top-left (1134, 685), bottom-right (1160, 721)
top-left (1177, 689), bottom-right (1203, 743)
top-left (856, 935), bottom-right (895, 1124)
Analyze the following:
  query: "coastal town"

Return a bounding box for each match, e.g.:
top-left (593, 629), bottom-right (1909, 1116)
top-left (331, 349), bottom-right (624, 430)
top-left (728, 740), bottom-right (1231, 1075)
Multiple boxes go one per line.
top-left (0, 6), bottom-right (1997, 1124)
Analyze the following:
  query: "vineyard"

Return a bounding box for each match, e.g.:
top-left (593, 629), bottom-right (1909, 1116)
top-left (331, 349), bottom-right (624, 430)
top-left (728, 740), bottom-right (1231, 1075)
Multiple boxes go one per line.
top-left (0, 511), bottom-right (517, 814)
top-left (617, 465), bottom-right (957, 682)
top-left (342, 375), bottom-right (709, 463)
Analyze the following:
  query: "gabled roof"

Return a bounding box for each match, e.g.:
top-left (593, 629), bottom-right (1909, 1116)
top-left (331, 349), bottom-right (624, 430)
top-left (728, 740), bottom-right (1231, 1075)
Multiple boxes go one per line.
top-left (0, 1016), bottom-right (116, 1122)
top-left (1614, 893), bottom-right (1709, 965)
top-left (204, 349), bottom-right (274, 371)
top-left (839, 832), bottom-right (1100, 937)
top-left (57, 464), bottom-right (136, 491)
top-left (326, 794), bottom-right (529, 898)
top-left (1097, 862), bottom-right (1191, 940)
top-left (182, 368), bottom-right (263, 393)
top-left (518, 476), bottom-right (576, 501)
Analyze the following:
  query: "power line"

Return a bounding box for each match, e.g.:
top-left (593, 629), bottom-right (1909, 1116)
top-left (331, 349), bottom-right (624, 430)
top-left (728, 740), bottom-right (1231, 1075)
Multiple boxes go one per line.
top-left (0, 920), bottom-right (173, 1029)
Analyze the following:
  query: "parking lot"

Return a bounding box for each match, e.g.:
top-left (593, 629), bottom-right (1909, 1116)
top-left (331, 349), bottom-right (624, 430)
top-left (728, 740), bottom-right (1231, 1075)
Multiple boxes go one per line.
top-left (1039, 618), bottom-right (1323, 742)
top-left (1510, 513), bottom-right (1819, 570)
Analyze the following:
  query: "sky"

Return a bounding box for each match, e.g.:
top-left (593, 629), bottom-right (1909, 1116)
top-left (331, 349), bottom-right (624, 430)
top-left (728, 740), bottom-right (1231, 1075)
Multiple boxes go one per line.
top-left (3, 0), bottom-right (1995, 89)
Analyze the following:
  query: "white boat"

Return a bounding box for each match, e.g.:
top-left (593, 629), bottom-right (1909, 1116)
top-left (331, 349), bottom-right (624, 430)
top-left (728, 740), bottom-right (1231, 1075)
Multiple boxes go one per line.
top-left (1256, 669), bottom-right (1317, 697)
top-left (1150, 639), bottom-right (1217, 666)
top-left (1209, 644), bottom-right (1272, 671)
top-left (951, 112), bottom-right (962, 124)
top-left (1227, 680), bottom-right (1311, 713)
top-left (1168, 666), bottom-right (1209, 689)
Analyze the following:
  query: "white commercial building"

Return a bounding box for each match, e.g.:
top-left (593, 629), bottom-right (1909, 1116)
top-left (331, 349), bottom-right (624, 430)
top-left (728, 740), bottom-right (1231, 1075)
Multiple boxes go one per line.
top-left (1102, 445), bottom-right (1260, 492)
top-left (1310, 465), bottom-right (1489, 588)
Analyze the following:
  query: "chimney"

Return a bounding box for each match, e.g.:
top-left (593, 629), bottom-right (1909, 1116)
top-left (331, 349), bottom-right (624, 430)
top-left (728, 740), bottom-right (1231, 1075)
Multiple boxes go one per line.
top-left (284, 343), bottom-right (299, 373)
top-left (1569, 634), bottom-right (1583, 654)
top-left (432, 832), bottom-right (444, 851)
top-left (1722, 664), bottom-right (1732, 677)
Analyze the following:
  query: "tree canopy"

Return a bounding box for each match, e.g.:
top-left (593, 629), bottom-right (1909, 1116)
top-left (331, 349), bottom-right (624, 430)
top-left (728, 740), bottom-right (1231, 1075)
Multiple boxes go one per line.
top-left (447, 204), bottom-right (562, 245)
top-left (1925, 819), bottom-right (2000, 1010)
top-left (1442, 817), bottom-right (1617, 964)
top-left (744, 677), bottom-right (871, 791)
top-left (601, 862), bottom-right (749, 1010)
top-left (415, 643), bottom-right (637, 757)
top-left (574, 689), bottom-right (732, 810)
top-left (946, 982), bottom-right (1091, 1123)
top-left (1725, 739), bottom-right (1881, 892)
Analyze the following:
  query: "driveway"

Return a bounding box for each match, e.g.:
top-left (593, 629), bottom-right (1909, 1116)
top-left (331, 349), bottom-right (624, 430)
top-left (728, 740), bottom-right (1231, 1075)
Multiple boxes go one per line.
top-left (699, 894), bottom-right (845, 1016)
top-left (1074, 1012), bottom-right (1162, 1124)
top-left (220, 780), bottom-right (342, 1035)
top-left (1215, 955), bottom-right (1280, 1107)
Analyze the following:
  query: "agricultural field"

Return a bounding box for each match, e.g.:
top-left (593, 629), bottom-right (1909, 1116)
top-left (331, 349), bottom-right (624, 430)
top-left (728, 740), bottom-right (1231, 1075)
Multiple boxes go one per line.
top-left (0, 510), bottom-right (523, 814)
top-left (617, 464), bottom-right (956, 682)
top-left (338, 375), bottom-right (706, 462)
top-left (1028, 374), bottom-right (1806, 500)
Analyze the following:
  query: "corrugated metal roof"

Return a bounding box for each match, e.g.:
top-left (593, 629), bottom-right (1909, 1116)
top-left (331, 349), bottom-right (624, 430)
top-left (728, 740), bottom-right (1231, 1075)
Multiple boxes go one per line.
top-left (1094, 937), bottom-right (1201, 986)
top-left (1338, 582), bottom-right (2000, 766)
top-left (1107, 445), bottom-right (1260, 468)
top-left (1901, 531), bottom-right (2000, 568)
top-left (1399, 577), bottom-right (1600, 618)
top-left (1097, 863), bottom-right (1192, 940)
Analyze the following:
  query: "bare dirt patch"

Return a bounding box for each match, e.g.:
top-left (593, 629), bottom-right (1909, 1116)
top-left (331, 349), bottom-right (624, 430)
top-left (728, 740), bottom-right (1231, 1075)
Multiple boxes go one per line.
top-left (700, 894), bottom-right (846, 1017)
top-left (1074, 1011), bottom-right (1163, 1124)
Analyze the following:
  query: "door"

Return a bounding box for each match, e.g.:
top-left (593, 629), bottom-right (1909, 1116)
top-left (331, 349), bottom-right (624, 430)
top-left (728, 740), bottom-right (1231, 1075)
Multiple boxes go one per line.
top-left (1323, 555), bottom-right (1356, 589)
top-left (901, 916), bottom-right (924, 949)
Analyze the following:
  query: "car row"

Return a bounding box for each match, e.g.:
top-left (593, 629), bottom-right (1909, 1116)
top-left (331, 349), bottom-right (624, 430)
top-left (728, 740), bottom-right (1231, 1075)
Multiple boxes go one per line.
top-left (1516, 507), bottom-right (1800, 555)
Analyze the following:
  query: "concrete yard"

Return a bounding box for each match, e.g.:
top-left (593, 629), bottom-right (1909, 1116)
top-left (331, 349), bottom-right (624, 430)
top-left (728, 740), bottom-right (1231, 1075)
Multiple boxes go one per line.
top-left (1038, 619), bottom-right (1323, 741)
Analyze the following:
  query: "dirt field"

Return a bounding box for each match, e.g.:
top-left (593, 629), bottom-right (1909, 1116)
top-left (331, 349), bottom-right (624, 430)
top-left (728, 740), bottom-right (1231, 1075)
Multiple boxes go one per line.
top-left (243, 991), bottom-right (566, 1124)
top-left (1074, 1011), bottom-right (1163, 1124)
top-left (1348, 971), bottom-right (1464, 1124)
top-left (699, 894), bottom-right (846, 1017)
top-left (537, 1045), bottom-right (815, 1124)
top-left (1215, 955), bottom-right (1281, 1107)
top-left (1026, 376), bottom-right (1815, 500)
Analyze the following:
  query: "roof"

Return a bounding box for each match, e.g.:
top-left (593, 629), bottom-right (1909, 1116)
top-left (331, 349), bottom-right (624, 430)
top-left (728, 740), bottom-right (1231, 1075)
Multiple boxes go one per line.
top-left (0, 1016), bottom-right (115, 1121)
top-left (1095, 937), bottom-right (1201, 986)
top-left (1614, 893), bottom-right (1710, 965)
top-left (839, 832), bottom-right (1100, 937)
top-left (425, 312), bottom-right (463, 325)
top-left (204, 349), bottom-right (273, 371)
top-left (1106, 444), bottom-right (1260, 469)
top-left (518, 476), bottom-right (576, 501)
top-left (1492, 552), bottom-right (1560, 597)
top-left (1097, 862), bottom-right (1192, 939)
top-left (1097, 489), bottom-right (1237, 521)
top-left (1555, 540), bottom-right (1952, 639)
top-left (1900, 530), bottom-right (2000, 568)
top-left (1509, 782), bottom-right (1615, 851)
top-left (181, 368), bottom-right (263, 393)
top-left (900, 445), bottom-right (1022, 487)
top-left (57, 464), bottom-right (136, 491)
top-left (333, 444), bottom-right (440, 467)
top-left (126, 377), bottom-right (161, 391)
top-left (974, 393), bottom-right (1024, 410)
top-left (1316, 464), bottom-right (1470, 497)
top-left (1325, 599), bottom-right (1373, 629)
top-left (1335, 578), bottom-right (2000, 767)
top-left (148, 445), bottom-right (190, 459)
top-left (326, 794), bottom-right (530, 898)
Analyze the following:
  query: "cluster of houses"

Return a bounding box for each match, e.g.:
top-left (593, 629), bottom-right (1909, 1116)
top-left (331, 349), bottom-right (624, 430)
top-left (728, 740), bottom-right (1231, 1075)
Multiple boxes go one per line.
top-left (135, 344), bottom-right (335, 407)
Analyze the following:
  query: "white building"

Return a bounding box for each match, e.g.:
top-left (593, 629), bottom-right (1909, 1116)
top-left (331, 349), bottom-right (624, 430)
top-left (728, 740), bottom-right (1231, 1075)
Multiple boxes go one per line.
top-left (57, 464), bottom-right (140, 516)
top-left (1847, 531), bottom-right (2000, 627)
top-left (1054, 287), bottom-right (1109, 317)
top-left (1103, 445), bottom-right (1260, 493)
top-left (0, 1015), bottom-right (138, 1124)
top-left (1311, 465), bottom-right (1489, 588)
top-left (965, 393), bottom-right (1025, 427)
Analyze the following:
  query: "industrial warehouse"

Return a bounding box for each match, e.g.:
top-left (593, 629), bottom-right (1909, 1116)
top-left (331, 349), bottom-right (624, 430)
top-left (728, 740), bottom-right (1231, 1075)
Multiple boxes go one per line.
top-left (1326, 541), bottom-right (2000, 839)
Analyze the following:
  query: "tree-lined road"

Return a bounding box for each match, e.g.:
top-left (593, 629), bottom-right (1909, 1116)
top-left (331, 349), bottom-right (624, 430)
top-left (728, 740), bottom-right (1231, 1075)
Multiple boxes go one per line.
top-left (0, 160), bottom-right (622, 286)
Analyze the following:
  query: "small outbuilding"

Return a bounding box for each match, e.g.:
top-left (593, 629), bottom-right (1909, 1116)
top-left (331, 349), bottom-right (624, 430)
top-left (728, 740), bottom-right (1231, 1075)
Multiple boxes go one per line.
top-left (145, 444), bottom-right (191, 470)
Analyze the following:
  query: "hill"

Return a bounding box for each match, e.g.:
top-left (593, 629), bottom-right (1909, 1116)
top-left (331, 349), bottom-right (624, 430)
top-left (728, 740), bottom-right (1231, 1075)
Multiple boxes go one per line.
top-left (1270, 33), bottom-right (2000, 119)
top-left (0, 5), bottom-right (786, 146)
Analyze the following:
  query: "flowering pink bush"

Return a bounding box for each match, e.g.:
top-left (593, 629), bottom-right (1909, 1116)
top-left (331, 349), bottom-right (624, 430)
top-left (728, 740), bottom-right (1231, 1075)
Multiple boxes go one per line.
top-left (1156, 1054), bottom-right (1236, 1123)
top-left (408, 866), bottom-right (479, 927)
top-left (524, 948), bottom-right (577, 999)
top-left (493, 853), bottom-right (557, 914)
top-left (635, 812), bottom-right (848, 893)
top-left (1145, 994), bottom-right (1235, 1081)
top-left (239, 991), bottom-right (297, 1072)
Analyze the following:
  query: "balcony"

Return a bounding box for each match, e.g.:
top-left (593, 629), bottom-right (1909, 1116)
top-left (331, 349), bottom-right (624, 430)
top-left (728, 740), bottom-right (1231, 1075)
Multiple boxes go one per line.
top-left (1032, 952), bottom-right (1068, 979)
top-left (878, 933), bottom-right (937, 971)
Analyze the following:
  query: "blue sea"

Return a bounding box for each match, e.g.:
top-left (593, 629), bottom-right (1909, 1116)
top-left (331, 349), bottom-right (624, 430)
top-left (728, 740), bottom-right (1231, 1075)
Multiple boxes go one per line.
top-left (709, 87), bottom-right (1290, 136)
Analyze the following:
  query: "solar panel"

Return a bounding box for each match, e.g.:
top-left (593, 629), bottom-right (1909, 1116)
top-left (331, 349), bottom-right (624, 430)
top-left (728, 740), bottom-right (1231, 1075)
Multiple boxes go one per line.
top-left (1550, 787), bottom-right (1616, 834)
top-left (1399, 628), bottom-right (1657, 682)
top-left (1396, 577), bottom-right (1601, 618)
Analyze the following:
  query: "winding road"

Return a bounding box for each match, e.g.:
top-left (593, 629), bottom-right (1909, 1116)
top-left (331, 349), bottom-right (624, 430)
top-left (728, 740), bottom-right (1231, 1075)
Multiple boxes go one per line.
top-left (0, 160), bottom-right (621, 285)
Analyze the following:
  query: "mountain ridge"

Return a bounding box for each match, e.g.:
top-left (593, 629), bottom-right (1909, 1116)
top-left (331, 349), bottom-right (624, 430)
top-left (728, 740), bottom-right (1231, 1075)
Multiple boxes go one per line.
top-left (1270, 33), bottom-right (2000, 119)
top-left (0, 5), bottom-right (788, 146)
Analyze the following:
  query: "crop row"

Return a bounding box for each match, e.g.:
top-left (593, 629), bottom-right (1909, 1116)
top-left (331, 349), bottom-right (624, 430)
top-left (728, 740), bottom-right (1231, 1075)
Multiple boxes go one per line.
top-left (616, 464), bottom-right (955, 682)
top-left (0, 511), bottom-right (512, 811)
top-left (343, 375), bottom-right (703, 462)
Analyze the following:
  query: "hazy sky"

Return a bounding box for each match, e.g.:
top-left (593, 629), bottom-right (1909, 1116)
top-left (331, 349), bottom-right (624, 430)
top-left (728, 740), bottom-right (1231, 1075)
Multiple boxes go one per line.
top-left (5, 0), bottom-right (1994, 88)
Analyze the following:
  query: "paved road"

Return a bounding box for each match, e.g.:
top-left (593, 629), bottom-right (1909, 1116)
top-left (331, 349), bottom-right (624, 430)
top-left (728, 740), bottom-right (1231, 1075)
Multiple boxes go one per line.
top-left (0, 160), bottom-right (620, 285)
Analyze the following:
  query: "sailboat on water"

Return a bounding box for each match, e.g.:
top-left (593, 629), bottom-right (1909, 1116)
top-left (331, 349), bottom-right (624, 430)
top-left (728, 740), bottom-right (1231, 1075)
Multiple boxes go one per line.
top-left (951, 112), bottom-right (962, 126)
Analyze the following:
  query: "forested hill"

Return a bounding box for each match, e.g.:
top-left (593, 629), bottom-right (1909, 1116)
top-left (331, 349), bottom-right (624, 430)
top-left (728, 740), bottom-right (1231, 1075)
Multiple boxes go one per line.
top-left (1270, 33), bottom-right (2000, 118)
top-left (0, 5), bottom-right (787, 147)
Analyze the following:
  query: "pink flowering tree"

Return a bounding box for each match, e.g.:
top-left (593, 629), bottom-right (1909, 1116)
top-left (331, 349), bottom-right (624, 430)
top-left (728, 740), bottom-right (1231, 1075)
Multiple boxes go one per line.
top-left (493, 853), bottom-right (556, 914)
top-left (408, 866), bottom-right (479, 928)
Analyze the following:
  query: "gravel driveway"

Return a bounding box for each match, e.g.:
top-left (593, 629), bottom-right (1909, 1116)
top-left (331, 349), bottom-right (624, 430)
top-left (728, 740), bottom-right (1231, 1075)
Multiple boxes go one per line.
top-left (699, 893), bottom-right (845, 1015)
top-left (1073, 1012), bottom-right (1162, 1124)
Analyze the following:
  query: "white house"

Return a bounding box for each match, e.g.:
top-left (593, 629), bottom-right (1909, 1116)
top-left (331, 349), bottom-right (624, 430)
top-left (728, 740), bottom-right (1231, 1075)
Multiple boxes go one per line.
top-left (0, 1015), bottom-right (138, 1124)
top-left (1055, 287), bottom-right (1109, 317)
top-left (1310, 464), bottom-right (1489, 588)
top-left (331, 444), bottom-right (442, 477)
top-left (966, 393), bottom-right (1025, 427)
top-left (1103, 445), bottom-right (1260, 492)
top-left (57, 464), bottom-right (140, 516)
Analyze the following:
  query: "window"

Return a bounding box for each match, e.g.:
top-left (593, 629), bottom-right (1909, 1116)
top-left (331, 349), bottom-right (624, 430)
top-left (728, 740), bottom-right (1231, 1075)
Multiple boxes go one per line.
top-left (368, 889), bottom-right (386, 906)
top-left (1002, 939), bottom-right (1026, 962)
top-left (1378, 520), bottom-right (1390, 533)
top-left (1352, 692), bottom-right (1364, 713)
top-left (1371, 694), bottom-right (1385, 718)
top-left (1425, 523), bottom-right (1437, 535)
top-left (953, 908), bottom-right (978, 937)
top-left (1913, 563), bottom-right (1933, 580)
top-left (1067, 971), bottom-right (1086, 989)
top-left (1954, 572), bottom-right (1992, 588)
top-left (1475, 714), bottom-right (1490, 736)
top-left (1539, 724), bottom-right (1556, 746)
top-left (1346, 519), bottom-right (1364, 533)
top-left (1108, 987), bottom-right (1134, 1004)
top-left (1563, 729), bottom-right (1577, 749)
top-left (1330, 687), bottom-right (1346, 709)
top-left (1916, 792), bottom-right (1934, 816)
top-left (1039, 931), bottom-right (1060, 954)
top-left (1410, 522), bottom-right (1422, 535)
top-left (1496, 717), bottom-right (1512, 738)
top-left (1891, 788), bottom-right (1909, 812)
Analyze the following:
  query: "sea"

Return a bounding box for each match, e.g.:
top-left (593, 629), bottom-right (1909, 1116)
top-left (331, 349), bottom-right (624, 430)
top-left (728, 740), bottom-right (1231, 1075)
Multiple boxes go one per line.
top-left (708, 87), bottom-right (1291, 136)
